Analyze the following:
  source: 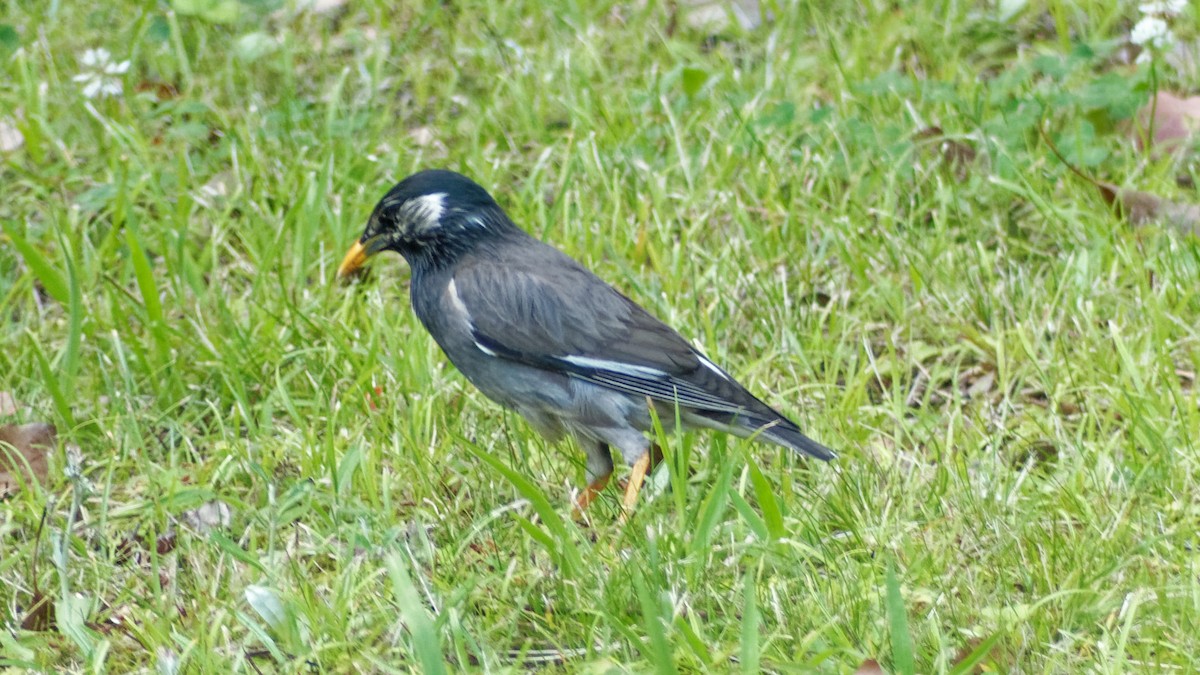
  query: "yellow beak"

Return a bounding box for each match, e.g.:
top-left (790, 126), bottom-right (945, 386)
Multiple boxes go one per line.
top-left (337, 240), bottom-right (369, 278)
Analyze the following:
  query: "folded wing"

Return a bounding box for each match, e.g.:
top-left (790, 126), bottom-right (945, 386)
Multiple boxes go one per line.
top-left (452, 241), bottom-right (833, 460)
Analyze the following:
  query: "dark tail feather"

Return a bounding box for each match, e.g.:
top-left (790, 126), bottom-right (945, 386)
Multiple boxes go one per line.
top-left (760, 423), bottom-right (836, 461)
top-left (691, 408), bottom-right (836, 460)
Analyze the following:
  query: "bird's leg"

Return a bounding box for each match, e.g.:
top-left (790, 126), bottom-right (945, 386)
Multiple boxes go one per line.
top-left (574, 442), bottom-right (615, 519)
top-left (574, 472), bottom-right (611, 514)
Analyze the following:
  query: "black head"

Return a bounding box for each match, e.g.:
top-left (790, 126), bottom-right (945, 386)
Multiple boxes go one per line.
top-left (354, 170), bottom-right (520, 270)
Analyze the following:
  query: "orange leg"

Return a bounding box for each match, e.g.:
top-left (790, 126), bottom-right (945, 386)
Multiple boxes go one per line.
top-left (574, 471), bottom-right (612, 515)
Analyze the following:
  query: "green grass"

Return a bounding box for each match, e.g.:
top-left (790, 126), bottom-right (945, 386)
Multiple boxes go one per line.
top-left (3, 0), bottom-right (1200, 671)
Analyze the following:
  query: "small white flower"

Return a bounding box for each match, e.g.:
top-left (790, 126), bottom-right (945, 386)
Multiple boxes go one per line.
top-left (79, 48), bottom-right (109, 68)
top-left (1139, 0), bottom-right (1187, 16)
top-left (1131, 16), bottom-right (1173, 48)
top-left (73, 47), bottom-right (130, 99)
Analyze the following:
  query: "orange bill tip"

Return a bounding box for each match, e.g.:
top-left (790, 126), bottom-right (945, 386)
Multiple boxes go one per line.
top-left (337, 240), bottom-right (369, 279)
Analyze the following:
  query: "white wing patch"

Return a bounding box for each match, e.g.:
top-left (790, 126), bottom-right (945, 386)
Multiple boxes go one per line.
top-left (446, 278), bottom-right (471, 319)
top-left (561, 355), bottom-right (668, 379)
top-left (697, 354), bottom-right (732, 381)
top-left (449, 277), bottom-right (499, 358)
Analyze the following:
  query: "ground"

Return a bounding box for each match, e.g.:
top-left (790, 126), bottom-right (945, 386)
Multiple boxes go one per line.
top-left (1, 1), bottom-right (1199, 672)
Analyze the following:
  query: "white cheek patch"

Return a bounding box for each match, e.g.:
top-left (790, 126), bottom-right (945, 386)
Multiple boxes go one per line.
top-left (406, 192), bottom-right (447, 233)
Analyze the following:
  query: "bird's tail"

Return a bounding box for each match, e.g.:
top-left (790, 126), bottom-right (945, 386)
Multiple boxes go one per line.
top-left (759, 422), bottom-right (836, 461)
top-left (689, 409), bottom-right (836, 461)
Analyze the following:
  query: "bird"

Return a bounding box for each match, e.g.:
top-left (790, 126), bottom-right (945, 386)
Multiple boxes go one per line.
top-left (337, 169), bottom-right (834, 515)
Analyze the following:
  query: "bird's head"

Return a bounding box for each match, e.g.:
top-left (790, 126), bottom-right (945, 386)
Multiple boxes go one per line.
top-left (337, 169), bottom-right (516, 277)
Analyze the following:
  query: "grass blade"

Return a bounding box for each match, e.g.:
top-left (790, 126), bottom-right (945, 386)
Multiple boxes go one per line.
top-left (462, 439), bottom-right (583, 574)
top-left (61, 245), bottom-right (82, 384)
top-left (123, 219), bottom-right (164, 325)
top-left (728, 489), bottom-right (769, 541)
top-left (690, 454), bottom-right (733, 562)
top-left (387, 553), bottom-right (448, 675)
top-left (633, 569), bottom-right (678, 675)
top-left (886, 562), bottom-right (915, 675)
top-left (948, 631), bottom-right (1002, 675)
top-left (2, 220), bottom-right (68, 304)
top-left (741, 572), bottom-right (761, 675)
top-left (743, 453), bottom-right (785, 540)
top-left (30, 339), bottom-right (75, 429)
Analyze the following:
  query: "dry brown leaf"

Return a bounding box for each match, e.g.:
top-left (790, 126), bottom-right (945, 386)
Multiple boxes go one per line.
top-left (0, 422), bottom-right (55, 497)
top-left (1134, 91), bottom-right (1200, 153)
top-left (950, 637), bottom-right (989, 674)
top-left (854, 658), bottom-right (887, 675)
top-left (914, 126), bottom-right (977, 177)
top-left (134, 80), bottom-right (181, 101)
top-left (1042, 125), bottom-right (1200, 235)
top-left (1096, 182), bottom-right (1200, 235)
top-left (1178, 368), bottom-right (1195, 389)
top-left (20, 591), bottom-right (54, 631)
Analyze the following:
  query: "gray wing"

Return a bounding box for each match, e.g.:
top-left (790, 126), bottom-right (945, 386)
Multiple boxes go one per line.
top-left (452, 242), bottom-right (785, 422)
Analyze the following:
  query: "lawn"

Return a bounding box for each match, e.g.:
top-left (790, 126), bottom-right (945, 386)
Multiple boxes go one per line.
top-left (2, 0), bottom-right (1199, 671)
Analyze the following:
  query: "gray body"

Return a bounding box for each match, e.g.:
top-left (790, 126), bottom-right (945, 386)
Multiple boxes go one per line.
top-left (411, 232), bottom-right (831, 484)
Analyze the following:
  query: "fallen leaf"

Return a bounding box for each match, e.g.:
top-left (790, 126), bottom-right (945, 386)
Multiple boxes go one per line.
top-left (409, 126), bottom-right (436, 148)
top-left (0, 422), bottom-right (55, 497)
top-left (961, 365), bottom-right (997, 400)
top-left (20, 591), bottom-right (53, 631)
top-left (134, 80), bottom-right (181, 101)
top-left (683, 0), bottom-right (764, 31)
top-left (1016, 439), bottom-right (1059, 469)
top-left (1178, 367), bottom-right (1195, 389)
top-left (114, 527), bottom-right (178, 565)
top-left (0, 118), bottom-right (22, 152)
top-left (297, 0), bottom-right (347, 15)
top-left (1096, 182), bottom-right (1200, 235)
top-left (854, 658), bottom-right (887, 675)
top-left (949, 633), bottom-right (1003, 674)
top-left (1134, 91), bottom-right (1200, 153)
top-left (0, 391), bottom-right (20, 416)
top-left (180, 500), bottom-right (232, 533)
top-left (1041, 125), bottom-right (1200, 236)
top-left (914, 126), bottom-right (978, 177)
